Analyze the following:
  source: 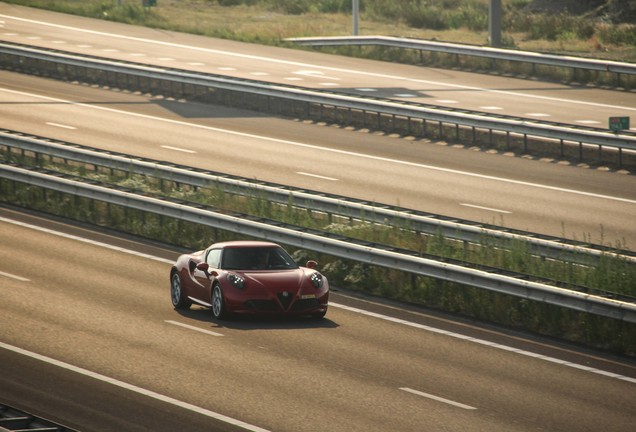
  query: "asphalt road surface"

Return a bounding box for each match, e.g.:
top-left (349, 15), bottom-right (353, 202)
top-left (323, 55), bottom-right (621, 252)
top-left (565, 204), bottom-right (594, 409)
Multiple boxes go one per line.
top-left (1, 6), bottom-right (636, 431)
top-left (1, 5), bottom-right (634, 246)
top-left (1, 3), bottom-right (635, 126)
top-left (1, 70), bottom-right (635, 246)
top-left (1, 207), bottom-right (635, 432)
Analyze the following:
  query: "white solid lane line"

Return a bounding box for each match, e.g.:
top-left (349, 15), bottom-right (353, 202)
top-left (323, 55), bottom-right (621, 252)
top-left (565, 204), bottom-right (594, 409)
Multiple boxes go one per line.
top-left (165, 320), bottom-right (224, 337)
top-left (0, 216), bottom-right (174, 265)
top-left (1, 216), bottom-right (635, 385)
top-left (330, 303), bottom-right (636, 385)
top-left (0, 271), bottom-right (30, 282)
top-left (400, 387), bottom-right (477, 410)
top-left (3, 87), bottom-right (633, 206)
top-left (3, 13), bottom-right (633, 112)
top-left (0, 341), bottom-right (270, 432)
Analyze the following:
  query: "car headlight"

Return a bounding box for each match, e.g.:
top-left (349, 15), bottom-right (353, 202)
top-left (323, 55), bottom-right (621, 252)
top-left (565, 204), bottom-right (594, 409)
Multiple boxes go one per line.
top-left (228, 273), bottom-right (245, 289)
top-left (310, 272), bottom-right (323, 289)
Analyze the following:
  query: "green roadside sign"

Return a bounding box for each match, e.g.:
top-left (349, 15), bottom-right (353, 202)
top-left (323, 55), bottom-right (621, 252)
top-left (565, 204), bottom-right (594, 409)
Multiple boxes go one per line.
top-left (609, 116), bottom-right (629, 131)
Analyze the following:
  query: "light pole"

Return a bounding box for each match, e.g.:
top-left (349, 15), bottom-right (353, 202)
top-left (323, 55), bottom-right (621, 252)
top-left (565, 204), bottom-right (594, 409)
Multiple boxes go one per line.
top-left (489, 0), bottom-right (502, 47)
top-left (352, 0), bottom-right (359, 36)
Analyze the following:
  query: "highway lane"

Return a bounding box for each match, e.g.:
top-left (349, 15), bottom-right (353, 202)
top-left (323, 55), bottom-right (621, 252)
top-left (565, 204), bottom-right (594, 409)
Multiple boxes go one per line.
top-left (1, 208), bottom-right (636, 432)
top-left (2, 71), bottom-right (635, 247)
top-left (0, 3), bottom-right (635, 128)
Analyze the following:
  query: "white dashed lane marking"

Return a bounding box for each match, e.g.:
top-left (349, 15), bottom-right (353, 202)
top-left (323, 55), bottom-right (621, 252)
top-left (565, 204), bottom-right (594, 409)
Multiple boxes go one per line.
top-left (2, 216), bottom-right (635, 385)
top-left (460, 203), bottom-right (512, 214)
top-left (165, 320), bottom-right (224, 337)
top-left (0, 271), bottom-right (30, 282)
top-left (400, 387), bottom-right (477, 410)
top-left (46, 122), bottom-right (77, 130)
top-left (160, 145), bottom-right (196, 154)
top-left (297, 172), bottom-right (339, 181)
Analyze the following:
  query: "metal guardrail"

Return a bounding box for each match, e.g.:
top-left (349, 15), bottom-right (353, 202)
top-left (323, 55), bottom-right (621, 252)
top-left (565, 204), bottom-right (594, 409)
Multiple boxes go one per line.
top-left (2, 129), bottom-right (635, 267)
top-left (1, 42), bottom-right (635, 167)
top-left (286, 35), bottom-right (636, 76)
top-left (0, 403), bottom-right (78, 432)
top-left (2, 163), bottom-right (635, 323)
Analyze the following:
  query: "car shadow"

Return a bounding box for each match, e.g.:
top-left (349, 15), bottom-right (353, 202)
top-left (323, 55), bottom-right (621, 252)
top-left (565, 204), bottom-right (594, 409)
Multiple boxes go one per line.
top-left (174, 306), bottom-right (339, 330)
top-left (151, 97), bottom-right (270, 119)
top-left (335, 86), bottom-right (431, 99)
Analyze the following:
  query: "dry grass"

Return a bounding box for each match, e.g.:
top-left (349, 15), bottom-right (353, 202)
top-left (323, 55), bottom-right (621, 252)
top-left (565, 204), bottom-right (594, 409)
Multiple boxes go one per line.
top-left (5, 0), bottom-right (635, 61)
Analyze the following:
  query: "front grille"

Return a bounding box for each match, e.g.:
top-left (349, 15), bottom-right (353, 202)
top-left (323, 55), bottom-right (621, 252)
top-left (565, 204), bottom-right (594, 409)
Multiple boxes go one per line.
top-left (291, 298), bottom-right (320, 311)
top-left (244, 300), bottom-right (278, 312)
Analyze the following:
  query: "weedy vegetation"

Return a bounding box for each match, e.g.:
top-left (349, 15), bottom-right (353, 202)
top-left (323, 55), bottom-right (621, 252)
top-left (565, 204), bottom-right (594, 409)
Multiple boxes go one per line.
top-left (2, 0), bottom-right (635, 354)
top-left (2, 148), bottom-right (635, 356)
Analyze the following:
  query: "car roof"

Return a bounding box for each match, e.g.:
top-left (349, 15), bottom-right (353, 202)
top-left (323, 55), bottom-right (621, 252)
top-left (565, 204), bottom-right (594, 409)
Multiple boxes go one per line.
top-left (209, 240), bottom-right (281, 249)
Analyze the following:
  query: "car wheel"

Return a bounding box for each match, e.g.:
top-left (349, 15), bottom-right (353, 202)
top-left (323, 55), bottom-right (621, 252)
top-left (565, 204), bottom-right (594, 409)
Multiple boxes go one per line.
top-left (211, 284), bottom-right (227, 319)
top-left (171, 272), bottom-right (191, 310)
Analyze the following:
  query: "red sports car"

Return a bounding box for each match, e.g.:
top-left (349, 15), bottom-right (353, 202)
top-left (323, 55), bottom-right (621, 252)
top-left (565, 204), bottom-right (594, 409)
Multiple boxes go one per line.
top-left (170, 241), bottom-right (329, 319)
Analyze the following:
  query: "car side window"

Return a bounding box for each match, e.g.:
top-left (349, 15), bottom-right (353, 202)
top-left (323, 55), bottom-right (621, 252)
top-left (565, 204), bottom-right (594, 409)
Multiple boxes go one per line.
top-left (206, 249), bottom-right (222, 269)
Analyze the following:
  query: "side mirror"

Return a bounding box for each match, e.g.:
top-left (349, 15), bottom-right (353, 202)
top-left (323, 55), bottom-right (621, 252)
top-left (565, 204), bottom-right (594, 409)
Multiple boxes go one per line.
top-left (196, 262), bottom-right (210, 273)
top-left (306, 260), bottom-right (318, 269)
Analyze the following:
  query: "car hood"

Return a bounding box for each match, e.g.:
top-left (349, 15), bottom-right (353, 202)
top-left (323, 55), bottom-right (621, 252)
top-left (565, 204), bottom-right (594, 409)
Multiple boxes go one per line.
top-left (240, 269), bottom-right (306, 293)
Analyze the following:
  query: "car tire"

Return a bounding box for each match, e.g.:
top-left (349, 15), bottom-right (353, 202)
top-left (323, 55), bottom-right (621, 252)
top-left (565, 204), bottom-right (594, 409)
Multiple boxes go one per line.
top-left (171, 272), bottom-right (191, 310)
top-left (211, 284), bottom-right (227, 320)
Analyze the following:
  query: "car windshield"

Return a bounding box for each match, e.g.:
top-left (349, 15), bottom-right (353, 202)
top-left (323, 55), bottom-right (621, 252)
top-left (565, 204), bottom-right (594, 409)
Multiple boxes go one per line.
top-left (221, 246), bottom-right (299, 270)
